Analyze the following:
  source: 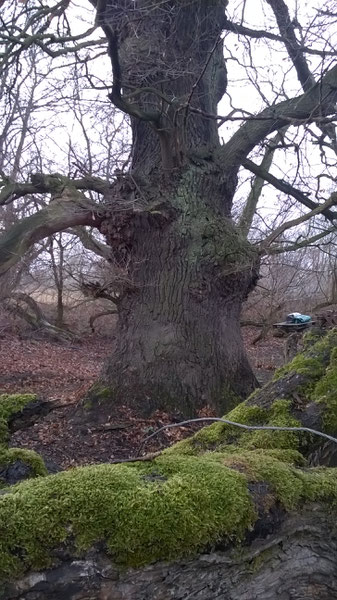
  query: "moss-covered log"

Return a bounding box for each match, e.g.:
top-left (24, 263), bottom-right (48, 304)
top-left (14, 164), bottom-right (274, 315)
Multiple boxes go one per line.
top-left (1, 331), bottom-right (337, 598)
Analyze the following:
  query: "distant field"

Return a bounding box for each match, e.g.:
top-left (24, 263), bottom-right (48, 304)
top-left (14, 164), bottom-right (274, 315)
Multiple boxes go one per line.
top-left (25, 288), bottom-right (84, 306)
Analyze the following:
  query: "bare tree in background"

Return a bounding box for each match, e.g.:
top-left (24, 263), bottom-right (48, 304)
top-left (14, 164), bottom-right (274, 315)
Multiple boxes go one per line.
top-left (0, 2), bottom-right (129, 324)
top-left (0, 0), bottom-right (336, 415)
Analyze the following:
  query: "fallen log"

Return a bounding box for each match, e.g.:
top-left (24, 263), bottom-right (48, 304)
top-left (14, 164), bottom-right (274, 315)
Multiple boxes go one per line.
top-left (1, 330), bottom-right (337, 599)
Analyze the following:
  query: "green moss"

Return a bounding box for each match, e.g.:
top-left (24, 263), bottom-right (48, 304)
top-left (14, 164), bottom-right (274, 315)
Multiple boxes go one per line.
top-left (2, 332), bottom-right (337, 583)
top-left (163, 437), bottom-right (196, 456)
top-left (0, 455), bottom-right (256, 580)
top-left (1, 446), bottom-right (337, 582)
top-left (187, 403), bottom-right (267, 450)
top-left (0, 394), bottom-right (47, 489)
top-left (312, 346), bottom-right (337, 434)
top-left (0, 448), bottom-right (47, 479)
top-left (274, 355), bottom-right (324, 381)
top-left (0, 420), bottom-right (8, 446)
top-left (302, 329), bottom-right (324, 349)
top-left (220, 384), bottom-right (241, 413)
top-left (242, 400), bottom-right (301, 451)
top-left (83, 384), bottom-right (114, 410)
top-left (218, 450), bottom-right (337, 510)
top-left (246, 448), bottom-right (306, 466)
top-left (274, 329), bottom-right (337, 383)
top-left (0, 394), bottom-right (36, 446)
top-left (173, 166), bottom-right (257, 271)
top-left (165, 400), bottom-right (300, 455)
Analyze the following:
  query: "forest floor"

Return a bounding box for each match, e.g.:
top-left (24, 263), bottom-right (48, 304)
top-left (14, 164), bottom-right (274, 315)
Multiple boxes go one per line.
top-left (0, 328), bottom-right (284, 470)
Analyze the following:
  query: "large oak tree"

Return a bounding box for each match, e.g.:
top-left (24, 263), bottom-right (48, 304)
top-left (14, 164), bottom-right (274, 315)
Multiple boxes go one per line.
top-left (0, 0), bottom-right (337, 415)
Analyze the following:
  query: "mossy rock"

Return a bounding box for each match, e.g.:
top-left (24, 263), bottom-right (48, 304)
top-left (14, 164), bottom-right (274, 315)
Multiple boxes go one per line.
top-left (0, 448), bottom-right (47, 488)
top-left (0, 394), bottom-right (37, 445)
top-left (0, 394), bottom-right (48, 489)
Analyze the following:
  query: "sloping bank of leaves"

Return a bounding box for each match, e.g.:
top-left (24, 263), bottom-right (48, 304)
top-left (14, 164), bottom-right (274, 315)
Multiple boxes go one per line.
top-left (1, 330), bottom-right (337, 584)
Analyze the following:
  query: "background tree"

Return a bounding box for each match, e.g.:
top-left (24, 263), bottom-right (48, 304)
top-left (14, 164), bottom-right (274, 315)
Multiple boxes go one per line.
top-left (0, 0), bottom-right (336, 416)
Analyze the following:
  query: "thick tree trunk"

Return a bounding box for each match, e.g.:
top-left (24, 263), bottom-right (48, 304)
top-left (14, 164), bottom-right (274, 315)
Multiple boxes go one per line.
top-left (97, 163), bottom-right (259, 415)
top-left (81, 0), bottom-right (263, 415)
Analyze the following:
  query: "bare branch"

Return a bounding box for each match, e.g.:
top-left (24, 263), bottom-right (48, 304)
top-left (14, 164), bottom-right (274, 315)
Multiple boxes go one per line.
top-left (0, 190), bottom-right (104, 276)
top-left (222, 20), bottom-right (337, 57)
top-left (239, 130), bottom-right (286, 236)
top-left (70, 226), bottom-right (112, 261)
top-left (267, 227), bottom-right (336, 255)
top-left (266, 0), bottom-right (337, 152)
top-left (89, 309), bottom-right (117, 332)
top-left (260, 193), bottom-right (337, 251)
top-left (223, 63), bottom-right (337, 168)
top-left (266, 0), bottom-right (315, 91)
top-left (0, 173), bottom-right (109, 205)
top-left (242, 158), bottom-right (337, 221)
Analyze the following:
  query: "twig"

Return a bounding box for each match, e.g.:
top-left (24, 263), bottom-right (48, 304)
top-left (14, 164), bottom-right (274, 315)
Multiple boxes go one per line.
top-left (92, 423), bottom-right (131, 432)
top-left (109, 451), bottom-right (162, 465)
top-left (137, 417), bottom-right (337, 456)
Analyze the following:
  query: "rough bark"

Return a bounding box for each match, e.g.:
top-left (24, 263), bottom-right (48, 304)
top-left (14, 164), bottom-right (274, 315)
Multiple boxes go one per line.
top-left (2, 509), bottom-right (337, 600)
top-left (96, 164), bottom-right (259, 415)
top-left (84, 0), bottom-right (259, 415)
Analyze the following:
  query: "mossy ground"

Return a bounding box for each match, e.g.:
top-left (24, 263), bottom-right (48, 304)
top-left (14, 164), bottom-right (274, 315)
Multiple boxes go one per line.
top-left (1, 332), bottom-right (337, 582)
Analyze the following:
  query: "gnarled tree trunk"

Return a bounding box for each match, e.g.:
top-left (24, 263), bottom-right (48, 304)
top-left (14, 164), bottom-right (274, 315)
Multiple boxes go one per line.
top-left (99, 167), bottom-right (258, 415)
top-left (89, 0), bottom-right (259, 415)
